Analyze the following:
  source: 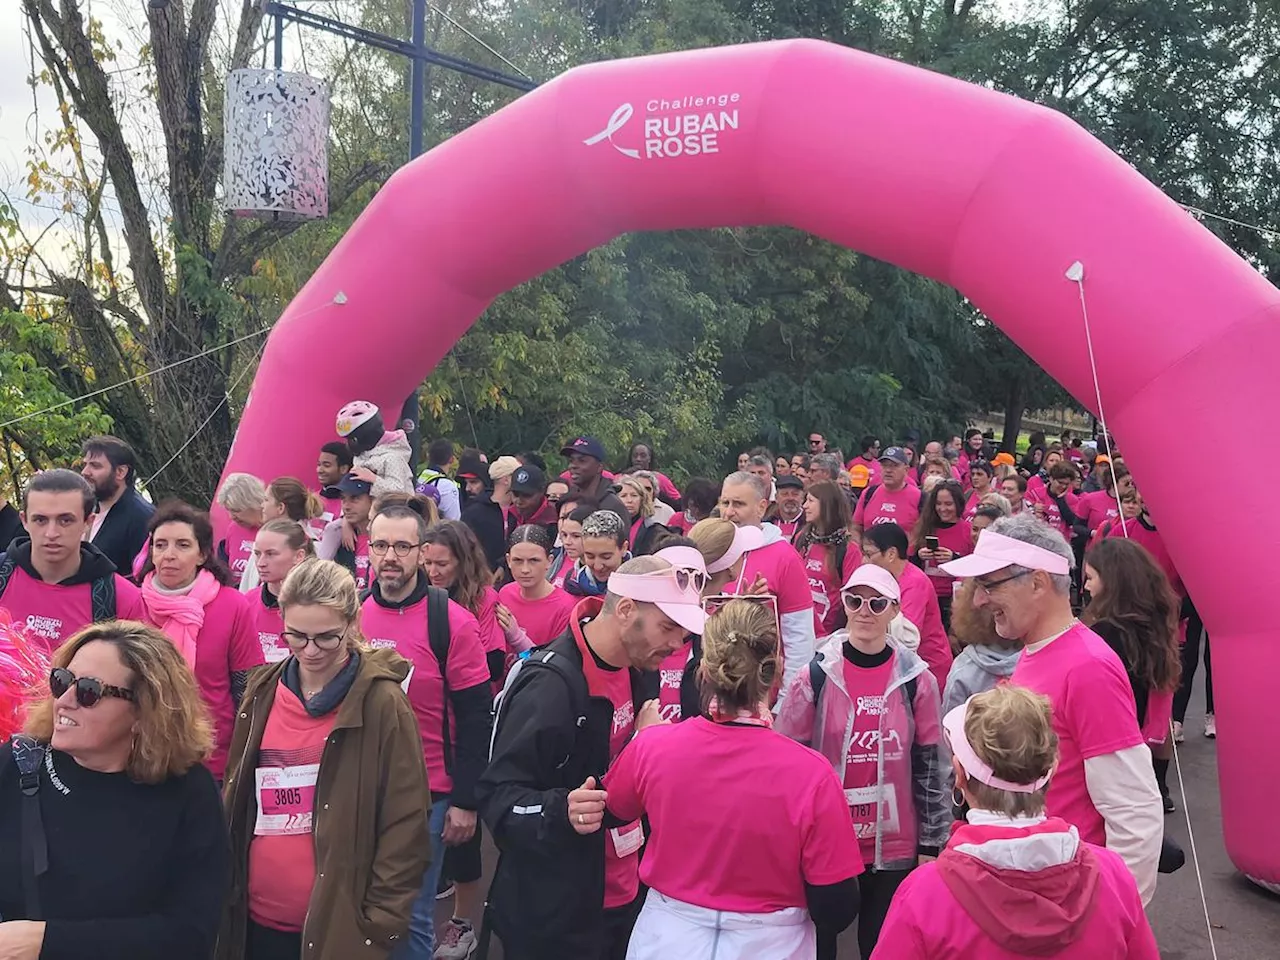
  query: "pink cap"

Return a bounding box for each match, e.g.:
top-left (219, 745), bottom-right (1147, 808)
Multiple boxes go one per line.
top-left (943, 699), bottom-right (1051, 794)
top-left (841, 564), bottom-right (900, 601)
top-left (706, 524), bottom-right (766, 574)
top-left (939, 529), bottom-right (1070, 578)
top-left (608, 562), bottom-right (708, 635)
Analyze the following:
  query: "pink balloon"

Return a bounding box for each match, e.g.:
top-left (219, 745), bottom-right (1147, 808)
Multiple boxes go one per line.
top-left (220, 39), bottom-right (1280, 884)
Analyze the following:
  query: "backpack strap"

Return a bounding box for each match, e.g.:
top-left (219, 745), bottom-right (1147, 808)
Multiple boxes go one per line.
top-left (0, 553), bottom-right (14, 601)
top-left (90, 574), bottom-right (117, 623)
top-left (426, 586), bottom-right (454, 774)
top-left (491, 648), bottom-right (590, 780)
top-left (809, 657), bottom-right (827, 707)
top-left (11, 735), bottom-right (48, 919)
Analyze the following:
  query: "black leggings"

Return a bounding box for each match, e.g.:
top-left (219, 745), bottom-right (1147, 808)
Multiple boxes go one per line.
top-left (1173, 599), bottom-right (1213, 721)
top-left (817, 867), bottom-right (911, 959)
top-left (246, 920), bottom-right (302, 960)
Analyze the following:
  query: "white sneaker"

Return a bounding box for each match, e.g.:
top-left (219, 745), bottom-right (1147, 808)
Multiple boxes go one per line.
top-left (435, 883), bottom-right (455, 901)
top-left (1204, 714), bottom-right (1216, 739)
top-left (1172, 721), bottom-right (1185, 743)
top-left (433, 919), bottom-right (477, 959)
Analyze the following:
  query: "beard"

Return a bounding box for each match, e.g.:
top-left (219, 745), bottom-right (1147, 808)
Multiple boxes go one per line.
top-left (92, 475), bottom-right (121, 501)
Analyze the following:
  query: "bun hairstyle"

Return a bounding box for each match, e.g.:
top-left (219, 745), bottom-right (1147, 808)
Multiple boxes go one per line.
top-left (268, 476), bottom-right (324, 521)
top-left (962, 685), bottom-right (1058, 818)
top-left (509, 523), bottom-right (554, 553)
top-left (698, 599), bottom-right (778, 715)
top-left (372, 491), bottom-right (440, 528)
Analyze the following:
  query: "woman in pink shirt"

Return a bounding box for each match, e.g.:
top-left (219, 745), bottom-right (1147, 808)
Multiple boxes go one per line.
top-left (793, 481), bottom-right (860, 638)
top-left (1083, 538), bottom-right (1183, 815)
top-left (422, 520), bottom-right (507, 684)
top-left (138, 502), bottom-right (264, 782)
top-left (250, 520), bottom-right (315, 664)
top-left (497, 524), bottom-right (577, 650)
top-left (215, 473), bottom-right (266, 589)
top-left (605, 598), bottom-right (862, 959)
top-left (873, 685), bottom-right (1158, 960)
top-left (911, 480), bottom-right (972, 630)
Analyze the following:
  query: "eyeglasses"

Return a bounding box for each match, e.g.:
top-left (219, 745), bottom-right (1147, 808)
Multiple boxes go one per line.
top-left (974, 570), bottom-right (1031, 594)
top-left (50, 667), bottom-right (135, 708)
top-left (843, 594), bottom-right (894, 614)
top-left (282, 628), bottom-right (348, 651)
top-left (368, 540), bottom-right (422, 557)
top-left (671, 565), bottom-right (707, 594)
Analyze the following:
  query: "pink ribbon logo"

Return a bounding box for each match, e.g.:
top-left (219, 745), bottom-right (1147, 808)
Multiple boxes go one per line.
top-left (584, 103), bottom-right (640, 159)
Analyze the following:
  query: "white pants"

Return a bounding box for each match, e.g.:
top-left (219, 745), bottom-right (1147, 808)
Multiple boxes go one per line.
top-left (626, 887), bottom-right (816, 960)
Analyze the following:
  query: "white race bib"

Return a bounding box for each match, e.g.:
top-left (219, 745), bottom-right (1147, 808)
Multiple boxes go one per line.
top-left (608, 820), bottom-right (645, 859)
top-left (254, 763), bottom-right (320, 836)
top-left (845, 784), bottom-right (899, 840)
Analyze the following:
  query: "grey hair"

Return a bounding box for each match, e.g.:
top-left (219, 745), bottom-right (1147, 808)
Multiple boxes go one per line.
top-left (602, 555), bottom-right (672, 613)
top-left (747, 455), bottom-right (773, 471)
top-left (990, 512), bottom-right (1075, 595)
top-left (722, 470), bottom-right (768, 501)
top-left (980, 492), bottom-right (1013, 516)
top-left (582, 509), bottom-right (628, 543)
top-left (810, 453), bottom-right (842, 478)
top-left (217, 472), bottom-right (267, 513)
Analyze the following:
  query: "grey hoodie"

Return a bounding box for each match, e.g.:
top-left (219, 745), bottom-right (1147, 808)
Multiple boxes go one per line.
top-left (941, 643), bottom-right (1023, 717)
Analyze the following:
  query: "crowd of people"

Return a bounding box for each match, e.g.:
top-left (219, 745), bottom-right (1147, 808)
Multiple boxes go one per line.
top-left (0, 412), bottom-right (1210, 959)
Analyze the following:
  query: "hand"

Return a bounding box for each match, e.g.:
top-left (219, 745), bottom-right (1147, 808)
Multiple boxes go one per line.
top-left (0, 921), bottom-right (46, 960)
top-left (349, 466), bottom-right (378, 483)
top-left (743, 573), bottom-right (770, 596)
top-left (1032, 502), bottom-right (1046, 518)
top-left (933, 547), bottom-right (954, 563)
top-left (495, 603), bottom-right (514, 631)
top-left (917, 547), bottom-right (934, 562)
top-left (341, 517), bottom-right (357, 552)
top-left (918, 854), bottom-right (937, 866)
top-left (635, 698), bottom-right (667, 731)
top-left (567, 776), bottom-right (607, 835)
top-left (442, 806), bottom-right (477, 846)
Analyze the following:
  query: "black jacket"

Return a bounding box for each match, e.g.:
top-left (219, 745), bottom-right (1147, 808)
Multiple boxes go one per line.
top-left (461, 497), bottom-right (508, 574)
top-left (89, 487), bottom-right (154, 577)
top-left (476, 617), bottom-right (651, 957)
top-left (569, 476), bottom-right (630, 531)
top-left (0, 504), bottom-right (23, 553)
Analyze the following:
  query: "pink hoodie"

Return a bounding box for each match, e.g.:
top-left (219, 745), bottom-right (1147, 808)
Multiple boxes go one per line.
top-left (873, 817), bottom-right (1158, 959)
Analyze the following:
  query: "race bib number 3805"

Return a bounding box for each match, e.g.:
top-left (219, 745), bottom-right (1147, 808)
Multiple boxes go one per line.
top-left (254, 763), bottom-right (319, 836)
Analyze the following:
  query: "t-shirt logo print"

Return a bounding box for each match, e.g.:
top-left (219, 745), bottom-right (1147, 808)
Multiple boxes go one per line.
top-left (856, 695), bottom-right (887, 717)
top-left (612, 700), bottom-right (635, 736)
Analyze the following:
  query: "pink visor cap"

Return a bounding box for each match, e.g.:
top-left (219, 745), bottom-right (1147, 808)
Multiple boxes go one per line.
top-left (841, 564), bottom-right (900, 602)
top-left (706, 524), bottom-right (766, 574)
top-left (939, 529), bottom-right (1070, 579)
top-left (943, 699), bottom-right (1052, 794)
top-left (609, 559), bottom-right (708, 635)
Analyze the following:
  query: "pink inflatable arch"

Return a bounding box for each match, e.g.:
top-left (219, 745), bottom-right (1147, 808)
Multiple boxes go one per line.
top-left (222, 39), bottom-right (1280, 883)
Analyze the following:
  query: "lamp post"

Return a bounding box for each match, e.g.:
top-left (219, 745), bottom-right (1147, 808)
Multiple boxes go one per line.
top-left (246, 0), bottom-right (538, 468)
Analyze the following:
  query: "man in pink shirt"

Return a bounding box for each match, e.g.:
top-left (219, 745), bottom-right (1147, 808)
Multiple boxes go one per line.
top-left (0, 469), bottom-right (145, 654)
top-left (852, 446), bottom-right (923, 538)
top-left (858, 521), bottom-right (953, 691)
top-left (847, 435), bottom-right (884, 488)
top-left (942, 515), bottom-right (1163, 904)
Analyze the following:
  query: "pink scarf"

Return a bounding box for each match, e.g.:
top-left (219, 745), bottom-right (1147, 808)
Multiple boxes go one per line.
top-left (142, 569), bottom-right (222, 668)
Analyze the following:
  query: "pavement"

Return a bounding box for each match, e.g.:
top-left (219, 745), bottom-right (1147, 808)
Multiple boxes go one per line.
top-left (442, 688), bottom-right (1279, 959)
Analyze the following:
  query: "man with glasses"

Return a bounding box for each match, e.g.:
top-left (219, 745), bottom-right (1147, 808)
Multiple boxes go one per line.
top-left (859, 522), bottom-right (952, 691)
top-left (361, 505), bottom-right (492, 959)
top-left (941, 514), bottom-right (1163, 905)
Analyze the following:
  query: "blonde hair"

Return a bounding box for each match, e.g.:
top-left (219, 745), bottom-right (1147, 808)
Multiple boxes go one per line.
top-left (961, 685), bottom-right (1058, 818)
top-left (616, 476), bottom-right (654, 519)
top-left (217, 472), bottom-right (268, 514)
top-left (979, 492), bottom-right (1013, 516)
top-left (278, 557), bottom-right (365, 652)
top-left (699, 599), bottom-right (778, 714)
top-left (26, 621), bottom-right (214, 785)
top-left (258, 518), bottom-right (315, 557)
top-left (689, 517), bottom-right (737, 568)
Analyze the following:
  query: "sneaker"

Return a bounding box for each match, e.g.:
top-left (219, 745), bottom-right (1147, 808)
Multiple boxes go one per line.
top-left (1172, 721), bottom-right (1185, 743)
top-left (435, 883), bottom-right (455, 901)
top-left (1204, 714), bottom-right (1216, 739)
top-left (433, 919), bottom-right (476, 960)
top-left (1162, 790), bottom-right (1176, 814)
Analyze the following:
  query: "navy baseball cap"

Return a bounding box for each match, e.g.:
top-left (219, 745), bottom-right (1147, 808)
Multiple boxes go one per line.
top-left (879, 447), bottom-right (911, 466)
top-left (336, 473), bottom-right (373, 496)
top-left (561, 436), bottom-right (607, 461)
top-left (511, 464), bottom-right (547, 495)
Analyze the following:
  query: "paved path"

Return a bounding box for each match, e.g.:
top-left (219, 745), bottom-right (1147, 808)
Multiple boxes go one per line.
top-left (446, 690), bottom-right (1279, 959)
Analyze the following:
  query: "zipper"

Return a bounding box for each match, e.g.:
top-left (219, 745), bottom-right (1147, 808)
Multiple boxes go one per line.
top-left (303, 698), bottom-right (341, 950)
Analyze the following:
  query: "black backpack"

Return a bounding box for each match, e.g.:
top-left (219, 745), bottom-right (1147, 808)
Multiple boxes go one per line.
top-left (423, 586), bottom-right (456, 773)
top-left (490, 645), bottom-right (590, 780)
top-left (10, 735), bottom-right (48, 919)
top-left (0, 553), bottom-right (117, 622)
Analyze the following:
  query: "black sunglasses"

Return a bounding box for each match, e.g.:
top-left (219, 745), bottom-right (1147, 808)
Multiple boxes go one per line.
top-left (50, 667), bottom-right (136, 708)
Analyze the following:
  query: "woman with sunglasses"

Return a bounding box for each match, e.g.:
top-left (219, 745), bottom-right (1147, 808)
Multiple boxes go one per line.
top-left (219, 557), bottom-right (430, 960)
top-left (137, 501), bottom-right (264, 785)
top-left (603, 598), bottom-right (862, 958)
top-left (793, 480), bottom-right (859, 638)
top-left (776, 564), bottom-right (947, 960)
top-left (0, 621), bottom-right (228, 960)
top-left (250, 519), bottom-right (316, 664)
top-left (498, 524), bottom-right (579, 650)
top-left (874, 686), bottom-right (1158, 959)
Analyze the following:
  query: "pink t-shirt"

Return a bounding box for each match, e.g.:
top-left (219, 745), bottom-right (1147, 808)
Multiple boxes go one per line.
top-left (497, 583), bottom-right (576, 648)
top-left (1025, 484), bottom-right (1075, 539)
top-left (656, 642), bottom-right (693, 722)
top-left (0, 567), bottom-right (145, 655)
top-left (919, 521), bottom-right (973, 598)
top-left (352, 534), bottom-right (371, 592)
top-left (604, 717), bottom-right (862, 912)
top-left (250, 590), bottom-right (290, 664)
top-left (798, 540), bottom-right (861, 637)
top-left (898, 563), bottom-right (953, 691)
top-left (360, 594), bottom-right (489, 793)
top-left (222, 521), bottom-right (259, 581)
top-left (774, 516), bottom-right (802, 541)
top-left (841, 658), bottom-right (897, 863)
top-left (854, 484), bottom-right (921, 532)
top-left (1011, 624), bottom-right (1144, 845)
top-left (739, 539), bottom-right (812, 617)
top-left (1104, 517), bottom-right (1184, 597)
top-left (847, 456), bottom-right (883, 488)
top-left (143, 584), bottom-right (263, 779)
top-left (1078, 490), bottom-right (1120, 532)
top-left (472, 585), bottom-right (506, 654)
